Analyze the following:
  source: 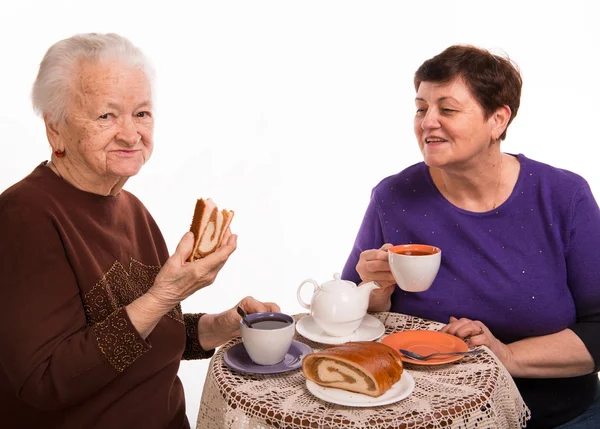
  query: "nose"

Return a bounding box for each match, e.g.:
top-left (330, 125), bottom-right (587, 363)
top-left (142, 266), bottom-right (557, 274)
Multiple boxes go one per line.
top-left (116, 116), bottom-right (141, 146)
top-left (420, 109), bottom-right (441, 130)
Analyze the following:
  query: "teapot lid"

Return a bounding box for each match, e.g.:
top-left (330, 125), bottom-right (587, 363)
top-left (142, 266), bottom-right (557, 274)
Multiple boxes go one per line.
top-left (321, 272), bottom-right (356, 291)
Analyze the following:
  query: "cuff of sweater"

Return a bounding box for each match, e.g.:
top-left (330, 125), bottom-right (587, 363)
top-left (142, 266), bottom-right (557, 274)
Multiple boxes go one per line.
top-left (183, 313), bottom-right (216, 360)
top-left (92, 308), bottom-right (151, 373)
top-left (570, 322), bottom-right (600, 372)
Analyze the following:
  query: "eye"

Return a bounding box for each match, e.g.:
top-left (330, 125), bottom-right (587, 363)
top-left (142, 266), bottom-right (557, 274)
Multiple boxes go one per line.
top-left (136, 111), bottom-right (151, 118)
top-left (441, 108), bottom-right (456, 114)
top-left (98, 113), bottom-right (112, 120)
top-left (415, 108), bottom-right (426, 115)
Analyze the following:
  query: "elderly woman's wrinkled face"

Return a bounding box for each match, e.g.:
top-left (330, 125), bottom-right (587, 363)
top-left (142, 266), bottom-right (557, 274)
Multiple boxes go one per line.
top-left (57, 60), bottom-right (153, 181)
top-left (414, 77), bottom-right (497, 169)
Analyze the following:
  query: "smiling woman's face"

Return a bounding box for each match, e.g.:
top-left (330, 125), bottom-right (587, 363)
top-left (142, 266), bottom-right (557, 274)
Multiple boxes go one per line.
top-left (54, 60), bottom-right (154, 184)
top-left (414, 77), bottom-right (497, 169)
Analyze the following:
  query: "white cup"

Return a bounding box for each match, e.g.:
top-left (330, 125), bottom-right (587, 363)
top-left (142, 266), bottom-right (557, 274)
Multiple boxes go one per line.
top-left (388, 244), bottom-right (441, 292)
top-left (240, 312), bottom-right (295, 365)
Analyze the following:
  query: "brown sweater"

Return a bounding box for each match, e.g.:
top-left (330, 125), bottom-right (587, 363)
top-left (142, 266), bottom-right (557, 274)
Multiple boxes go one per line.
top-left (0, 163), bottom-right (213, 429)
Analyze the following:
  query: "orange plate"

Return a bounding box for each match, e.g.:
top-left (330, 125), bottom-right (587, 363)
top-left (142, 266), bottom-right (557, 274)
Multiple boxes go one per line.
top-left (382, 330), bottom-right (468, 365)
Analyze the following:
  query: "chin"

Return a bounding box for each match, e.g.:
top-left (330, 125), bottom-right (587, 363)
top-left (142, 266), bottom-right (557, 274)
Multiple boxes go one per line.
top-left (109, 162), bottom-right (145, 178)
top-left (107, 151), bottom-right (149, 175)
top-left (422, 154), bottom-right (444, 168)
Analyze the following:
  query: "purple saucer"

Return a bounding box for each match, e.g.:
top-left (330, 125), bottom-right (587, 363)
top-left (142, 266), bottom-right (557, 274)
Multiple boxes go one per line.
top-left (223, 340), bottom-right (313, 375)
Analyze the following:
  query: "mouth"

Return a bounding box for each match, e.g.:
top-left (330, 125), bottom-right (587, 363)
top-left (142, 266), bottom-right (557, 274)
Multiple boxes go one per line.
top-left (111, 149), bottom-right (141, 156)
top-left (424, 137), bottom-right (448, 144)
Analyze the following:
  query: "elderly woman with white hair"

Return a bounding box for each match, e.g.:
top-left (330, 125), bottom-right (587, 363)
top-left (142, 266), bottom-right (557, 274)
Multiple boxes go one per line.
top-left (0, 33), bottom-right (278, 429)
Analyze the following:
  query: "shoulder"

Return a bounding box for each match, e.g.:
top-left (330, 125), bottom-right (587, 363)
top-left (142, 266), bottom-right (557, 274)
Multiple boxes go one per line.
top-left (0, 164), bottom-right (57, 219)
top-left (518, 154), bottom-right (591, 196)
top-left (119, 189), bottom-right (148, 211)
top-left (371, 161), bottom-right (428, 197)
top-left (117, 190), bottom-right (162, 234)
top-left (520, 154), bottom-right (587, 184)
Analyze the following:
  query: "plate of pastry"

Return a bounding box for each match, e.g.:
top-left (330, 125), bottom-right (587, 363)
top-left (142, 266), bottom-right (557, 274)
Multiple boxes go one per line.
top-left (306, 371), bottom-right (414, 407)
top-left (295, 314), bottom-right (385, 345)
top-left (381, 330), bottom-right (469, 365)
top-left (302, 341), bottom-right (413, 407)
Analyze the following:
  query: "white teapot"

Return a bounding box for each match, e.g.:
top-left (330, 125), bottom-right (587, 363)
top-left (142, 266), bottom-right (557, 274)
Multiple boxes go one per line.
top-left (296, 273), bottom-right (380, 337)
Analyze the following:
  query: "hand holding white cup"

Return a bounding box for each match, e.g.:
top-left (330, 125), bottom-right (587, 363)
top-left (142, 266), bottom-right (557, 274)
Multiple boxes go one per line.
top-left (388, 244), bottom-right (441, 292)
top-left (240, 312), bottom-right (295, 365)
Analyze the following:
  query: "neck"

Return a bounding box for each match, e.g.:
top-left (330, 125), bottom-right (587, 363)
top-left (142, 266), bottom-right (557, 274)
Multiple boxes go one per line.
top-left (47, 157), bottom-right (126, 196)
top-left (436, 152), bottom-right (505, 212)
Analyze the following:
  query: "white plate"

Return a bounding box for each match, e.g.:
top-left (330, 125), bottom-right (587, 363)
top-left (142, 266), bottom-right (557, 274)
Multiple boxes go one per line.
top-left (295, 314), bottom-right (385, 345)
top-left (306, 371), bottom-right (415, 407)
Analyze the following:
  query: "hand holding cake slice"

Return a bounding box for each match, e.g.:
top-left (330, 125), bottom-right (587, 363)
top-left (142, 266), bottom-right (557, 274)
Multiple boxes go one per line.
top-left (302, 341), bottom-right (403, 397)
top-left (187, 198), bottom-right (234, 262)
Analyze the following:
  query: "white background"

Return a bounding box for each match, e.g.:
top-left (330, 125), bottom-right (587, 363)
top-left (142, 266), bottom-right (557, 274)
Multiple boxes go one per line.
top-left (1, 0), bottom-right (599, 425)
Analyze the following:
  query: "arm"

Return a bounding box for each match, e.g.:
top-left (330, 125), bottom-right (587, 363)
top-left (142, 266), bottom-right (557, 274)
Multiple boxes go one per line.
top-left (504, 329), bottom-right (594, 377)
top-left (124, 232), bottom-right (237, 339)
top-left (504, 182), bottom-right (600, 377)
top-left (443, 183), bottom-right (600, 378)
top-left (123, 231), bottom-right (242, 360)
top-left (0, 204), bottom-right (236, 409)
top-left (444, 318), bottom-right (594, 378)
top-left (341, 191), bottom-right (396, 311)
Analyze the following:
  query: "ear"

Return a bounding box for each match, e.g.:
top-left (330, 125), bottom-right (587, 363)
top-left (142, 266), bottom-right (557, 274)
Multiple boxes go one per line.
top-left (490, 105), bottom-right (511, 141)
top-left (44, 116), bottom-right (63, 152)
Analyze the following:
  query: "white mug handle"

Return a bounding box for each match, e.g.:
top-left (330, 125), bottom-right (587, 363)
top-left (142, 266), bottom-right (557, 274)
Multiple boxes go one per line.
top-left (297, 279), bottom-right (319, 309)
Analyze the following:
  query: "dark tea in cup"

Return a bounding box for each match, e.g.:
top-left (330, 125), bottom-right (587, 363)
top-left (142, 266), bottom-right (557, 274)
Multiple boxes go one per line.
top-left (251, 319), bottom-right (292, 330)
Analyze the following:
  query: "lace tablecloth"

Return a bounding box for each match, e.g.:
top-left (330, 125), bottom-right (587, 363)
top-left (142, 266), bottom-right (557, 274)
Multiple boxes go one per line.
top-left (196, 312), bottom-right (531, 429)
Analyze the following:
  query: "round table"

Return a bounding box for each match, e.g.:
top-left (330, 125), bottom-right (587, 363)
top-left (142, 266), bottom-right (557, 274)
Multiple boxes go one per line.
top-left (196, 312), bottom-right (530, 429)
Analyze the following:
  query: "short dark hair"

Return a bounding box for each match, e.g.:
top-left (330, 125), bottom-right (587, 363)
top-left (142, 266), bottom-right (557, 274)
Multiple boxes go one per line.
top-left (414, 45), bottom-right (522, 141)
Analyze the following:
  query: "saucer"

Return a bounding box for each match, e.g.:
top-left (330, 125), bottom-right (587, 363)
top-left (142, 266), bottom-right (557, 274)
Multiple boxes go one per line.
top-left (295, 314), bottom-right (385, 345)
top-left (381, 330), bottom-right (469, 365)
top-left (223, 340), bottom-right (313, 374)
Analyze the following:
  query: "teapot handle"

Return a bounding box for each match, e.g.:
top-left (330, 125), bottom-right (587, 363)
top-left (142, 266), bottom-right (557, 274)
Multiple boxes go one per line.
top-left (297, 279), bottom-right (320, 310)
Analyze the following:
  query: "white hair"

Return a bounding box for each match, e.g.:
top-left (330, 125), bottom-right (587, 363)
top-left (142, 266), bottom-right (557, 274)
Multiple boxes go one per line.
top-left (31, 33), bottom-right (155, 124)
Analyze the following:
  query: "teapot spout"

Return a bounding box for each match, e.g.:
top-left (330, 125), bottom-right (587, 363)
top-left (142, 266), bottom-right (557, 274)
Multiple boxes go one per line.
top-left (358, 281), bottom-right (380, 298)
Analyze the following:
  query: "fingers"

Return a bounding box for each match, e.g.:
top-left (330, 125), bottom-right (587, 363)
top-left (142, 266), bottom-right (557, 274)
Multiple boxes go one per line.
top-left (441, 317), bottom-right (487, 343)
top-left (220, 227), bottom-right (232, 248)
top-left (174, 231), bottom-right (195, 264)
top-left (262, 302), bottom-right (281, 313)
top-left (201, 234), bottom-right (238, 266)
top-left (365, 259), bottom-right (392, 273)
top-left (357, 246), bottom-right (396, 287)
top-left (187, 234), bottom-right (236, 287)
top-left (380, 243), bottom-right (394, 251)
top-left (360, 246), bottom-right (391, 262)
top-left (238, 296), bottom-right (281, 314)
top-left (215, 233), bottom-right (237, 256)
top-left (370, 282), bottom-right (396, 294)
top-left (149, 231), bottom-right (237, 309)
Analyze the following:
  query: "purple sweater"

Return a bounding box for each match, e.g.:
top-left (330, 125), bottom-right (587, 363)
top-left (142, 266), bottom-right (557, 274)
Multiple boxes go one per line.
top-left (342, 154), bottom-right (600, 428)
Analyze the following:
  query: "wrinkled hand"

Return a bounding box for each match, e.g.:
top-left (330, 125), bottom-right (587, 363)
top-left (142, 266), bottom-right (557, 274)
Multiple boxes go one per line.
top-left (440, 316), bottom-right (512, 364)
top-left (356, 244), bottom-right (396, 309)
top-left (148, 231), bottom-right (238, 310)
top-left (199, 296), bottom-right (281, 349)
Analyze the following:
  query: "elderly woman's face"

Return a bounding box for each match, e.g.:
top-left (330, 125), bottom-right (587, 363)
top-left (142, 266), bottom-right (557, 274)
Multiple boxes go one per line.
top-left (56, 60), bottom-right (153, 181)
top-left (414, 77), bottom-right (496, 168)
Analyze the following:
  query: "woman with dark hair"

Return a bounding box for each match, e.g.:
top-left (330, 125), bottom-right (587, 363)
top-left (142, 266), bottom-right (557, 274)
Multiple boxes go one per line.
top-left (342, 45), bottom-right (600, 428)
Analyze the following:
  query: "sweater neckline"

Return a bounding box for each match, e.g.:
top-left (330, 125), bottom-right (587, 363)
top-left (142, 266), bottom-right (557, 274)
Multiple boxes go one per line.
top-left (422, 153), bottom-right (526, 216)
